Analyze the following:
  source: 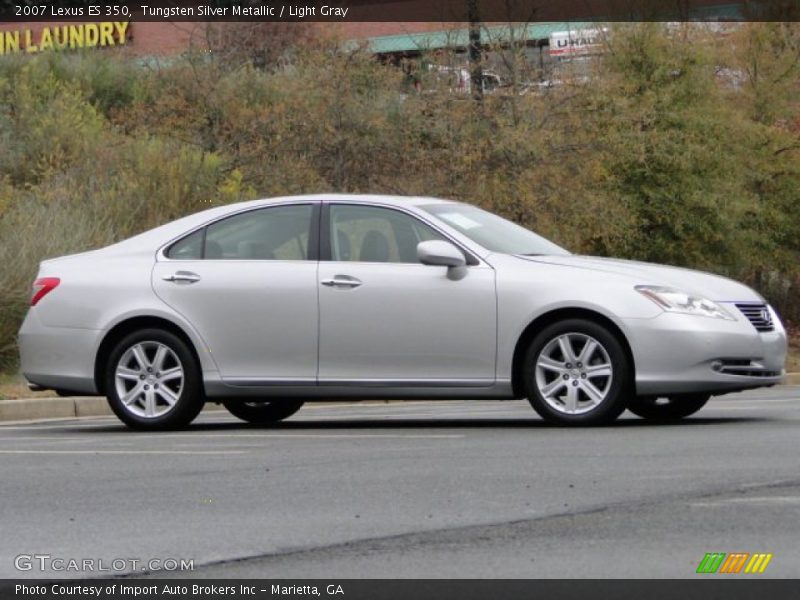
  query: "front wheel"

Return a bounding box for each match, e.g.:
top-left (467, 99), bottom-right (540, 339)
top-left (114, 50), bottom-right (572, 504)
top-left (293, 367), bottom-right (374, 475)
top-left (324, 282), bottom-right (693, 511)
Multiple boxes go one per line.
top-left (222, 400), bottom-right (304, 425)
top-left (523, 319), bottom-right (631, 426)
top-left (627, 394), bottom-right (710, 420)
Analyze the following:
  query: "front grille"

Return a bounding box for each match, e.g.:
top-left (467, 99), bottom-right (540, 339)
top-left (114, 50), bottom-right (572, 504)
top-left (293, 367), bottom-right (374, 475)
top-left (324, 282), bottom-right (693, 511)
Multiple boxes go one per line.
top-left (735, 303), bottom-right (774, 332)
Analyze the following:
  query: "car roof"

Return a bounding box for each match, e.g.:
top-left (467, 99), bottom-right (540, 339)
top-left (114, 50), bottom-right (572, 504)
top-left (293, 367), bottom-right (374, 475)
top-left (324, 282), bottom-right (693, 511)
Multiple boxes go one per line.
top-left (248, 193), bottom-right (457, 208)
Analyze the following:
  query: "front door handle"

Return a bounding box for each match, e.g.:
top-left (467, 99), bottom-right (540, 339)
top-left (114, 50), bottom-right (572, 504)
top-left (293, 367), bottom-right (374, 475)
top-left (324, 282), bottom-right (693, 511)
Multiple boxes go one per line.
top-left (163, 271), bottom-right (201, 284)
top-left (321, 276), bottom-right (362, 289)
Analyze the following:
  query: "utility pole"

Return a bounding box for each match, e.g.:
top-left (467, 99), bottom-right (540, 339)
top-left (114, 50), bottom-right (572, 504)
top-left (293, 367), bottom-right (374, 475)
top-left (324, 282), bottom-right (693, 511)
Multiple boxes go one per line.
top-left (467, 0), bottom-right (483, 103)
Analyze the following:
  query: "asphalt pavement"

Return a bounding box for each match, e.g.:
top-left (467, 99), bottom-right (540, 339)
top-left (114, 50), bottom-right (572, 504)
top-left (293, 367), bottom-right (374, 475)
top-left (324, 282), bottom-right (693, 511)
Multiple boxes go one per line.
top-left (1, 388), bottom-right (799, 579)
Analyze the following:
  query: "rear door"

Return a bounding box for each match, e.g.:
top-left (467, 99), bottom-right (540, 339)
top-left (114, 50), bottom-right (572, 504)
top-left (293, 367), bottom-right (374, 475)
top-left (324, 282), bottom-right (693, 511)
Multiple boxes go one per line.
top-left (152, 203), bottom-right (319, 383)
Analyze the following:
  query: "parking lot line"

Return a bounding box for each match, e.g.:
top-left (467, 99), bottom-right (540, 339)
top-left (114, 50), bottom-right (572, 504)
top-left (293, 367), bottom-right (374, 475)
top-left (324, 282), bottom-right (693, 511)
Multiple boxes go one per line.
top-left (131, 433), bottom-right (466, 439)
top-left (0, 449), bottom-right (247, 455)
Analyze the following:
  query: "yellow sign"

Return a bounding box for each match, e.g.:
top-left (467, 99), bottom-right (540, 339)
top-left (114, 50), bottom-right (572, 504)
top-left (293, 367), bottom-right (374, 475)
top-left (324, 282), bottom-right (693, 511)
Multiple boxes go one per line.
top-left (0, 22), bottom-right (129, 55)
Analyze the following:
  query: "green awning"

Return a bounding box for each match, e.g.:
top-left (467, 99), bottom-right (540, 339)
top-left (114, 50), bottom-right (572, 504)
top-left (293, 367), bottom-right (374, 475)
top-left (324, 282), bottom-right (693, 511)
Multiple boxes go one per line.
top-left (360, 23), bottom-right (596, 55)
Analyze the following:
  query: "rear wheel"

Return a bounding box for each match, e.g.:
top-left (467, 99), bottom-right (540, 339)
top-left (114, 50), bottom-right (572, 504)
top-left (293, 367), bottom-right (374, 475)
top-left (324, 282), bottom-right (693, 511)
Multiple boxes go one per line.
top-left (523, 319), bottom-right (630, 426)
top-left (105, 329), bottom-right (204, 430)
top-left (627, 394), bottom-right (710, 420)
top-left (222, 400), bottom-right (304, 425)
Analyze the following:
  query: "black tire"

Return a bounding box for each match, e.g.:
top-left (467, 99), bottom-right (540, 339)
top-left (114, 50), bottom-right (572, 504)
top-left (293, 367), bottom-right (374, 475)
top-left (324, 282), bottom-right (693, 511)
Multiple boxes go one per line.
top-left (222, 400), bottom-right (305, 425)
top-left (523, 318), bottom-right (631, 426)
top-left (627, 394), bottom-right (710, 420)
top-left (105, 328), bottom-right (204, 430)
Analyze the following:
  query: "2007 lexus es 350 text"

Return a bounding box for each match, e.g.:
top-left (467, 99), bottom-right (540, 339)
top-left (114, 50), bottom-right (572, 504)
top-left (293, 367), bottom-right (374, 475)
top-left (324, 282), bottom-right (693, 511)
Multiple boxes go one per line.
top-left (18, 195), bottom-right (787, 429)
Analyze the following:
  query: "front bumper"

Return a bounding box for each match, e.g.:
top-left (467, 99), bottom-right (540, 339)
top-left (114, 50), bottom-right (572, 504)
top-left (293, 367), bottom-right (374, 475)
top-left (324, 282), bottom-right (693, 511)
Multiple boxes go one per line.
top-left (18, 309), bottom-right (101, 395)
top-left (625, 306), bottom-right (787, 396)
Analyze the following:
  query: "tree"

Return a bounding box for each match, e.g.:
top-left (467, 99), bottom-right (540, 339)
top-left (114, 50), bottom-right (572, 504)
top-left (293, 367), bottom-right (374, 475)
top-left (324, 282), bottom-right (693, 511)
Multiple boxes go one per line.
top-left (201, 22), bottom-right (316, 70)
top-left (467, 0), bottom-right (483, 102)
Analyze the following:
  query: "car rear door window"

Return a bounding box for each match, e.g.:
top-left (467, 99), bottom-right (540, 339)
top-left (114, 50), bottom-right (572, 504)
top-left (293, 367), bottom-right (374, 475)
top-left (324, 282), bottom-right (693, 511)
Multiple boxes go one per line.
top-left (166, 204), bottom-right (314, 260)
top-left (204, 204), bottom-right (313, 260)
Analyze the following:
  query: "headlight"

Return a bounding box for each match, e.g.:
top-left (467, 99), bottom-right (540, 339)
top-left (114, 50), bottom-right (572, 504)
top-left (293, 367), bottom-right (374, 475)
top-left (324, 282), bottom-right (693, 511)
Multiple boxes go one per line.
top-left (635, 285), bottom-right (735, 320)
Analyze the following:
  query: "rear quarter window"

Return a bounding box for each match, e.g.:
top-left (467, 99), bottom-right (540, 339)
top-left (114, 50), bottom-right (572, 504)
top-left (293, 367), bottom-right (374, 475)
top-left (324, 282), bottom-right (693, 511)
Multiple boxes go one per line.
top-left (166, 229), bottom-right (204, 260)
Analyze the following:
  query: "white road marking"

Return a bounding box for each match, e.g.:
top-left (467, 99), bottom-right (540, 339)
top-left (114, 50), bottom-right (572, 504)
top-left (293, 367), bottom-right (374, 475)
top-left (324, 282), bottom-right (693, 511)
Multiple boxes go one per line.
top-left (0, 405), bottom-right (496, 429)
top-left (0, 436), bottom-right (94, 442)
top-left (0, 449), bottom-right (246, 455)
top-left (712, 398), bottom-right (798, 404)
top-left (690, 496), bottom-right (800, 507)
top-left (740, 478), bottom-right (797, 489)
top-left (704, 405), bottom-right (799, 411)
top-left (170, 444), bottom-right (271, 449)
top-left (135, 433), bottom-right (465, 439)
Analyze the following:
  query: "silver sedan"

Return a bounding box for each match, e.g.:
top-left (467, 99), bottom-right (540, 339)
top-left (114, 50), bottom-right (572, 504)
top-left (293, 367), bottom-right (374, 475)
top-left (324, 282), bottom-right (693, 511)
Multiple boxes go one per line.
top-left (18, 195), bottom-right (787, 429)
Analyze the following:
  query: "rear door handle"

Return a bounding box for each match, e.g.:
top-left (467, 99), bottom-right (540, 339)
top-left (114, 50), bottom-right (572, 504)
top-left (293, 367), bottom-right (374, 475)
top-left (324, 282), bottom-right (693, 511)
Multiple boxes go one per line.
top-left (321, 276), bottom-right (362, 289)
top-left (163, 271), bottom-right (201, 284)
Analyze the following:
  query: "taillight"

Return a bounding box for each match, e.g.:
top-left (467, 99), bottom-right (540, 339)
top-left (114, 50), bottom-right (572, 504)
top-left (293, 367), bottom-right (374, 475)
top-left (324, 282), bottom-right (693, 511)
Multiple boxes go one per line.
top-left (31, 277), bottom-right (60, 306)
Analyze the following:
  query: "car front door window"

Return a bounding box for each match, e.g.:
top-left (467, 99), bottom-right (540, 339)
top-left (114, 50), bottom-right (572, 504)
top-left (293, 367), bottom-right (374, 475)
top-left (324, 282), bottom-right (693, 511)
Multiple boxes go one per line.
top-left (330, 204), bottom-right (445, 263)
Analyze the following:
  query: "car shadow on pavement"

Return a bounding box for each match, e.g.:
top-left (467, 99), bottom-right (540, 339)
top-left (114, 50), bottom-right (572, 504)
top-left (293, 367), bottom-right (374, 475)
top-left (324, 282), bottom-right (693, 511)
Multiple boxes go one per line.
top-left (76, 415), bottom-right (773, 433)
top-left (238, 416), bottom-right (771, 429)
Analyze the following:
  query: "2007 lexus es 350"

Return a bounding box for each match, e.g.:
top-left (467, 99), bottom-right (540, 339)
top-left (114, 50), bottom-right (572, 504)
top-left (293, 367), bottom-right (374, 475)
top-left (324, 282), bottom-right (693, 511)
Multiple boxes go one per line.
top-left (18, 195), bottom-right (787, 429)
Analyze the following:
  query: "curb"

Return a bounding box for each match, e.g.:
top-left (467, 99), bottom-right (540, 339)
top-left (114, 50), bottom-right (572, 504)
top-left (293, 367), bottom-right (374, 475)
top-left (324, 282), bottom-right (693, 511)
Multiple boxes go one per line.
top-left (1, 377), bottom-right (798, 423)
top-left (0, 396), bottom-right (225, 423)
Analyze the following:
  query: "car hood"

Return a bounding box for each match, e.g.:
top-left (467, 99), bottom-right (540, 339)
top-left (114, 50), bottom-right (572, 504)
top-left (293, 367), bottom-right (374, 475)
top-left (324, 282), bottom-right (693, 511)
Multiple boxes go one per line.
top-left (515, 255), bottom-right (763, 303)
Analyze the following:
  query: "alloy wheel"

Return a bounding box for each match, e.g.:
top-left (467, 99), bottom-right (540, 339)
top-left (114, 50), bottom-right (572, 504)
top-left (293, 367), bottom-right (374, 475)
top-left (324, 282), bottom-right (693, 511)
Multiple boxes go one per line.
top-left (534, 332), bottom-right (613, 415)
top-left (114, 341), bottom-right (184, 419)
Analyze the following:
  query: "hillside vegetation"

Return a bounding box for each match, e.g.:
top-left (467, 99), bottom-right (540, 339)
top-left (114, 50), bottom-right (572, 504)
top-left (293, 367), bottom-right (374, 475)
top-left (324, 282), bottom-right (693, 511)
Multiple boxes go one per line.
top-left (0, 23), bottom-right (798, 370)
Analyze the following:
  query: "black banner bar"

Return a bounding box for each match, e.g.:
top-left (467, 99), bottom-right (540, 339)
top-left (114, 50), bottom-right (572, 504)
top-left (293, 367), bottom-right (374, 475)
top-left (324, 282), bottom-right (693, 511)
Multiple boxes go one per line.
top-left (2, 580), bottom-right (800, 600)
top-left (1, 0), bottom-right (799, 23)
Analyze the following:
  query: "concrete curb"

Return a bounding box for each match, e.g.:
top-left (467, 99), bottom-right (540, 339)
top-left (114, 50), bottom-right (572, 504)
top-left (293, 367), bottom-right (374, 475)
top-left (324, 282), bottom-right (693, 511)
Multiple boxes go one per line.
top-left (1, 376), bottom-right (798, 423)
top-left (0, 396), bottom-right (225, 423)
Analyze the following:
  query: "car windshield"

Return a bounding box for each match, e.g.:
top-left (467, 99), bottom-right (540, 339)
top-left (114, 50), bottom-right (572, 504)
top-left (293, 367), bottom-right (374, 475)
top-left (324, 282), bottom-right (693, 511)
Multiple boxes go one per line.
top-left (421, 203), bottom-right (570, 256)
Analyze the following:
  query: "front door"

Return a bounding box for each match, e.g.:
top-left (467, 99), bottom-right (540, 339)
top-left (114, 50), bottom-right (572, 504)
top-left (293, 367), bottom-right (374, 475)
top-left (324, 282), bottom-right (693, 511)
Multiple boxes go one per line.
top-left (317, 203), bottom-right (496, 385)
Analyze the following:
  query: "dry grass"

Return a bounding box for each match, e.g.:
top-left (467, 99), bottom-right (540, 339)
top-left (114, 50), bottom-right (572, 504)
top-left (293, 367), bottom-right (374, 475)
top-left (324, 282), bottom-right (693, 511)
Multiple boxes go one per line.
top-left (787, 330), bottom-right (800, 373)
top-left (0, 372), bottom-right (55, 400)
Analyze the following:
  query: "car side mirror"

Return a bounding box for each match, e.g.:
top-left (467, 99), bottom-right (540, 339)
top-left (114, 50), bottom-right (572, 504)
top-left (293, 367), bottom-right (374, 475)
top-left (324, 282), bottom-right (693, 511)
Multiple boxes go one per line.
top-left (417, 240), bottom-right (466, 268)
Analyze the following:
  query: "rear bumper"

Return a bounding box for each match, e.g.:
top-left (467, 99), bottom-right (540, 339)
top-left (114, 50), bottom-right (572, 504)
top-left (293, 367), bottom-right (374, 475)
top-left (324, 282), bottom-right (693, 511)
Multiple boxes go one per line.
top-left (626, 307), bottom-right (787, 396)
top-left (18, 310), bottom-right (100, 395)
